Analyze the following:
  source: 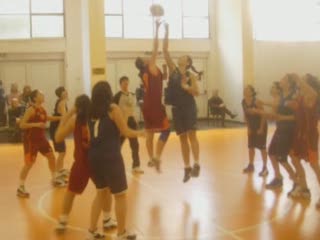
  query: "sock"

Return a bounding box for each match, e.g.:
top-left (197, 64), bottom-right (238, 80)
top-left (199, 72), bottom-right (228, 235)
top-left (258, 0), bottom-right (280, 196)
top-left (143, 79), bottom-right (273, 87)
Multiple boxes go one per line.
top-left (59, 214), bottom-right (68, 223)
top-left (194, 160), bottom-right (199, 165)
top-left (103, 212), bottom-right (111, 221)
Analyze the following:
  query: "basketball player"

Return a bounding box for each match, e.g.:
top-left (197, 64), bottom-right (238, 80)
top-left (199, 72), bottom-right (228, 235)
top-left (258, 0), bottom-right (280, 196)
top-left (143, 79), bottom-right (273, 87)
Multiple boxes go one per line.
top-left (242, 85), bottom-right (268, 176)
top-left (135, 20), bottom-right (170, 173)
top-left (17, 90), bottom-right (67, 198)
top-left (55, 95), bottom-right (117, 232)
top-left (163, 23), bottom-right (202, 183)
top-left (50, 86), bottom-right (69, 179)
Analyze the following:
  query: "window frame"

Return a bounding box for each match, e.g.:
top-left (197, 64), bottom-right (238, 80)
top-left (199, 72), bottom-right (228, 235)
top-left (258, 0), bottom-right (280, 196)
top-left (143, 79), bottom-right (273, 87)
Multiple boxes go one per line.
top-left (104, 0), bottom-right (210, 39)
top-left (0, 0), bottom-right (65, 40)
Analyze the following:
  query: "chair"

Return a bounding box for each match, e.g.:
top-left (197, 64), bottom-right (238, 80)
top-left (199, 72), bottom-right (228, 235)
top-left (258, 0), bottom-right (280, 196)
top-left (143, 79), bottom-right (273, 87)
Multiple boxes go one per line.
top-left (207, 100), bottom-right (224, 127)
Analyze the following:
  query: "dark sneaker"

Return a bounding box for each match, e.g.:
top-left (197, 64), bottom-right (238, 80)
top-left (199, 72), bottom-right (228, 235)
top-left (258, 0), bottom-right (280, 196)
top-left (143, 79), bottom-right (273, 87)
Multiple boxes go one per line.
top-left (191, 163), bottom-right (200, 177)
top-left (231, 114), bottom-right (237, 119)
top-left (86, 230), bottom-right (105, 240)
top-left (266, 178), bottom-right (283, 189)
top-left (183, 167), bottom-right (192, 183)
top-left (116, 230), bottom-right (136, 240)
top-left (258, 167), bottom-right (268, 177)
top-left (103, 218), bottom-right (117, 230)
top-left (17, 185), bottom-right (30, 198)
top-left (243, 164), bottom-right (254, 174)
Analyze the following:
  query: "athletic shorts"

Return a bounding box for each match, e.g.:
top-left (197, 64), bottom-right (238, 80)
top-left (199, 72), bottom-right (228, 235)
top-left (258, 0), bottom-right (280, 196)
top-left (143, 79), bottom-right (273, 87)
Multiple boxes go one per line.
top-left (23, 136), bottom-right (53, 164)
top-left (172, 104), bottom-right (197, 135)
top-left (52, 140), bottom-right (66, 153)
top-left (268, 126), bottom-right (294, 163)
top-left (68, 157), bottom-right (90, 194)
top-left (88, 152), bottom-right (128, 194)
top-left (248, 129), bottom-right (267, 150)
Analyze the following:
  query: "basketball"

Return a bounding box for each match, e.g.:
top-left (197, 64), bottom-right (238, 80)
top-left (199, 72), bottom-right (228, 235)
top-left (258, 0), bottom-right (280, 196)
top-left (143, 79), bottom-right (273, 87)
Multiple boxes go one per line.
top-left (150, 4), bottom-right (164, 17)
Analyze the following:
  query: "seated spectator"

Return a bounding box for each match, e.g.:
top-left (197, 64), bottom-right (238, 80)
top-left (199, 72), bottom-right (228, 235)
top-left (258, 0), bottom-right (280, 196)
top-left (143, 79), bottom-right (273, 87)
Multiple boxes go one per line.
top-left (7, 83), bottom-right (20, 108)
top-left (208, 89), bottom-right (237, 127)
top-left (0, 80), bottom-right (6, 127)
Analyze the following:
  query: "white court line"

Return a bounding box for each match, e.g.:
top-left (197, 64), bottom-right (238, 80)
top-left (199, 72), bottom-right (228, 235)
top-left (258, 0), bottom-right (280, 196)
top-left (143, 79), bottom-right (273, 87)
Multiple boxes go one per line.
top-left (38, 170), bottom-right (302, 240)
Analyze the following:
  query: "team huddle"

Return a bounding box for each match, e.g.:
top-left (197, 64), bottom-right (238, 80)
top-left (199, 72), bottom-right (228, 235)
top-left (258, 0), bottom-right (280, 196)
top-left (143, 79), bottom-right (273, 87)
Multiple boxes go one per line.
top-left (242, 73), bottom-right (320, 209)
top-left (15, 22), bottom-right (202, 240)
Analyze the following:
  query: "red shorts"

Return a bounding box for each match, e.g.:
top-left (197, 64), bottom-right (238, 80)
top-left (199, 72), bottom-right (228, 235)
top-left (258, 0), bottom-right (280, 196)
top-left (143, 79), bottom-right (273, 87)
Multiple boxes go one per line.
top-left (23, 136), bottom-right (53, 164)
top-left (68, 157), bottom-right (90, 194)
top-left (142, 105), bottom-right (170, 131)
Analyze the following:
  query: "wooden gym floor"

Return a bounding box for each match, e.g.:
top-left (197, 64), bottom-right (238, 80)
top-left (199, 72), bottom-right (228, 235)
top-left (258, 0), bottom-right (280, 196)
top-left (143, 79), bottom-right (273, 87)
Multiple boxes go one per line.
top-left (1, 127), bottom-right (320, 240)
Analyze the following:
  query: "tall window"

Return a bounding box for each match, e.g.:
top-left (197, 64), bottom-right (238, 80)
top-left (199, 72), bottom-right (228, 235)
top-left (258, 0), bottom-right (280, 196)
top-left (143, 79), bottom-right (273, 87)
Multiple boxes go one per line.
top-left (252, 0), bottom-right (320, 41)
top-left (0, 0), bottom-right (64, 40)
top-left (105, 0), bottom-right (209, 39)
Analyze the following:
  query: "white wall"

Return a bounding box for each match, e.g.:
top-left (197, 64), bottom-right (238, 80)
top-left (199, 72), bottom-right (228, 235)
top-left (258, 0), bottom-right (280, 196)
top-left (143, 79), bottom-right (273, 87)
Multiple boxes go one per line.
top-left (254, 41), bottom-right (320, 102)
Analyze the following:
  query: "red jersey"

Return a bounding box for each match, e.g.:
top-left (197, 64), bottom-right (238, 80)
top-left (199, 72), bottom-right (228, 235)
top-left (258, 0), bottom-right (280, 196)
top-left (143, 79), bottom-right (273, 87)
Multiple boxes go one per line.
top-left (24, 105), bottom-right (47, 141)
top-left (292, 96), bottom-right (318, 162)
top-left (141, 65), bottom-right (169, 131)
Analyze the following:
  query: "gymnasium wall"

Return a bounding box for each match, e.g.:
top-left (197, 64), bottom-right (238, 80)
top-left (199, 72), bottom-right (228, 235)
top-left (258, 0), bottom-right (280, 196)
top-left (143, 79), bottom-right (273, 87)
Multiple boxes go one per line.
top-left (0, 0), bottom-right (320, 122)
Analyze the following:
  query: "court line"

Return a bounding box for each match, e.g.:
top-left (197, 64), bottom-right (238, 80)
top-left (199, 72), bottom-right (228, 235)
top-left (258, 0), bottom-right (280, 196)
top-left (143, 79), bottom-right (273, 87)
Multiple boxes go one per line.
top-left (37, 171), bottom-right (243, 240)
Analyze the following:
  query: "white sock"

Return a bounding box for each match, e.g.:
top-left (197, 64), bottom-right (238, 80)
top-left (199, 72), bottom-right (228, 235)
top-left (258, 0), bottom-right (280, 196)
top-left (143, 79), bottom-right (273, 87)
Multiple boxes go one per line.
top-left (103, 212), bottom-right (111, 221)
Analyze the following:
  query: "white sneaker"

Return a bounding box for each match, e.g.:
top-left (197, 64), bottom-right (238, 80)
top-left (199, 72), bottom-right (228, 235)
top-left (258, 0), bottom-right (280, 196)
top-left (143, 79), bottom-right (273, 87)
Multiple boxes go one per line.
top-left (55, 220), bottom-right (67, 232)
top-left (132, 167), bottom-right (144, 174)
top-left (52, 177), bottom-right (68, 188)
top-left (86, 230), bottom-right (105, 240)
top-left (103, 218), bottom-right (117, 230)
top-left (116, 230), bottom-right (136, 240)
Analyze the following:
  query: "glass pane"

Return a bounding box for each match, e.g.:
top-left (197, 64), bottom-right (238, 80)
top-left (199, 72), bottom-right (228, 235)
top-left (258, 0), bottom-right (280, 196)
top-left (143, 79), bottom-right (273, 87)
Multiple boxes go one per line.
top-left (158, 16), bottom-right (182, 39)
top-left (153, 0), bottom-right (182, 17)
top-left (31, 0), bottom-right (64, 13)
top-left (0, 15), bottom-right (30, 39)
top-left (32, 16), bottom-right (64, 37)
top-left (183, 0), bottom-right (208, 17)
top-left (0, 0), bottom-right (29, 14)
top-left (183, 17), bottom-right (209, 38)
top-left (104, 0), bottom-right (122, 14)
top-left (124, 16), bottom-right (153, 38)
top-left (105, 16), bottom-right (122, 37)
top-left (123, 0), bottom-right (152, 16)
top-left (252, 0), bottom-right (320, 41)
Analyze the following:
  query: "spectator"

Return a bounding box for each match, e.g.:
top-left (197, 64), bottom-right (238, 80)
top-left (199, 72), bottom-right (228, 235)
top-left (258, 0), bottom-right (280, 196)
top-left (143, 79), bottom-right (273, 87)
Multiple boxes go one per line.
top-left (7, 83), bottom-right (20, 108)
top-left (0, 80), bottom-right (6, 126)
top-left (20, 85), bottom-right (32, 111)
top-left (8, 98), bottom-right (23, 127)
top-left (208, 89), bottom-right (237, 127)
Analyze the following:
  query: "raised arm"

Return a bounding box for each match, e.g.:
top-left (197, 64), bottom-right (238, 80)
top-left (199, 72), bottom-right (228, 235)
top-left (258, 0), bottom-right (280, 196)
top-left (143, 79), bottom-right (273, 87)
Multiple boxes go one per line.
top-left (55, 108), bottom-right (76, 142)
top-left (20, 107), bottom-right (45, 129)
top-left (149, 21), bottom-right (161, 74)
top-left (162, 23), bottom-right (176, 74)
top-left (110, 104), bottom-right (144, 138)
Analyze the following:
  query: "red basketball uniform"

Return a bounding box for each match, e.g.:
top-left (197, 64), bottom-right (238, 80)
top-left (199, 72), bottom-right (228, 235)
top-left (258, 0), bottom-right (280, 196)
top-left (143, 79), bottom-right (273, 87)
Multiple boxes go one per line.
top-left (291, 96), bottom-right (319, 163)
top-left (142, 65), bottom-right (170, 131)
top-left (68, 119), bottom-right (91, 194)
top-left (23, 106), bottom-right (53, 164)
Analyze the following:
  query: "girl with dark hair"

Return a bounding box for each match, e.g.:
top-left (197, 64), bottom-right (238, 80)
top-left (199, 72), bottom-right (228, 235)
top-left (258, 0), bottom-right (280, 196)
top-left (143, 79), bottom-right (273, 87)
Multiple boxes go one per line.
top-left (50, 86), bottom-right (69, 179)
top-left (242, 85), bottom-right (268, 176)
top-left (17, 90), bottom-right (66, 198)
top-left (88, 81), bottom-right (143, 240)
top-left (263, 74), bottom-right (297, 189)
top-left (55, 94), bottom-right (117, 232)
top-left (134, 20), bottom-right (170, 173)
top-left (163, 23), bottom-right (202, 183)
top-left (288, 74), bottom-right (320, 208)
